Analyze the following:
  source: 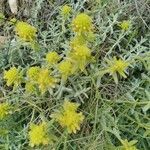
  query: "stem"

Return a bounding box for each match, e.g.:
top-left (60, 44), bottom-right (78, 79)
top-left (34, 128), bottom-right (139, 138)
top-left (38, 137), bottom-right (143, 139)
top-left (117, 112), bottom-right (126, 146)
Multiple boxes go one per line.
top-left (63, 131), bottom-right (68, 150)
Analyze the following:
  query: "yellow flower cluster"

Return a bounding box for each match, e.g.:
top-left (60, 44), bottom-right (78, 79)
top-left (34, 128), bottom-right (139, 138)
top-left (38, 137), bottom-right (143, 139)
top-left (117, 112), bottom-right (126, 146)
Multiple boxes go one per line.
top-left (3, 65), bottom-right (57, 94)
top-left (64, 13), bottom-right (94, 74)
top-left (25, 67), bottom-right (57, 94)
top-left (4, 67), bottom-right (22, 88)
top-left (53, 13), bottom-right (94, 81)
top-left (38, 69), bottom-right (57, 94)
top-left (28, 100), bottom-right (84, 147)
top-left (4, 13), bottom-right (94, 86)
top-left (0, 103), bottom-right (11, 120)
top-left (105, 57), bottom-right (130, 84)
top-left (15, 21), bottom-right (37, 42)
top-left (58, 60), bottom-right (75, 81)
top-left (42, 13), bottom-right (93, 81)
top-left (119, 139), bottom-right (138, 150)
top-left (29, 122), bottom-right (52, 147)
top-left (70, 13), bottom-right (94, 48)
top-left (51, 100), bottom-right (84, 134)
top-left (27, 66), bottom-right (40, 81)
top-left (70, 34), bottom-right (87, 49)
top-left (61, 5), bottom-right (72, 17)
top-left (45, 51), bottom-right (60, 65)
top-left (58, 52), bottom-right (92, 80)
top-left (72, 13), bottom-right (93, 33)
top-left (119, 20), bottom-right (131, 31)
top-left (69, 45), bottom-right (92, 71)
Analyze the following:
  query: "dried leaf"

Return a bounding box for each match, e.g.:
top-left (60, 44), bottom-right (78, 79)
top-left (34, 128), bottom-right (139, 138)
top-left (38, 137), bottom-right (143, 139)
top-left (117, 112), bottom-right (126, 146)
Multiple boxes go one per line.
top-left (8, 0), bottom-right (18, 14)
top-left (0, 36), bottom-right (7, 47)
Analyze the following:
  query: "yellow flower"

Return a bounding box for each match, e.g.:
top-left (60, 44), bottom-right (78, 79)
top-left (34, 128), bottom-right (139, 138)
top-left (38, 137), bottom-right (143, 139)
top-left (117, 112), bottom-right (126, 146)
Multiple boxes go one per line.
top-left (51, 100), bottom-right (84, 134)
top-left (15, 21), bottom-right (37, 42)
top-left (4, 67), bottom-right (22, 87)
top-left (63, 100), bottom-right (79, 112)
top-left (69, 45), bottom-right (92, 71)
top-left (106, 57), bottom-right (130, 84)
top-left (120, 139), bottom-right (138, 150)
top-left (25, 82), bottom-right (36, 94)
top-left (70, 35), bottom-right (87, 49)
top-left (58, 60), bottom-right (75, 81)
top-left (61, 5), bottom-right (72, 16)
top-left (29, 122), bottom-right (52, 147)
top-left (27, 66), bottom-right (40, 81)
top-left (37, 69), bottom-right (56, 94)
top-left (9, 18), bottom-right (17, 25)
top-left (46, 52), bottom-right (60, 65)
top-left (119, 20), bottom-right (131, 31)
top-left (72, 13), bottom-right (93, 33)
top-left (0, 103), bottom-right (11, 120)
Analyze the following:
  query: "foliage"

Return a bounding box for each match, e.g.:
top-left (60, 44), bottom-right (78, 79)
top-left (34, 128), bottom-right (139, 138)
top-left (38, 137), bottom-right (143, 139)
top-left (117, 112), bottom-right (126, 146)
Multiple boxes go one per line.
top-left (0, 0), bottom-right (149, 149)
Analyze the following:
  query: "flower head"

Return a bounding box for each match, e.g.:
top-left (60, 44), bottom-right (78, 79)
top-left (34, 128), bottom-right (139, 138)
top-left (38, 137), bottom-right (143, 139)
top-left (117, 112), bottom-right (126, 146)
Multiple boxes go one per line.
top-left (0, 103), bottom-right (11, 120)
top-left (69, 45), bottom-right (92, 71)
top-left (4, 67), bottom-right (22, 87)
top-left (106, 57), bottom-right (130, 84)
top-left (58, 60), bottom-right (75, 81)
top-left (51, 100), bottom-right (84, 134)
top-left (119, 139), bottom-right (138, 150)
top-left (27, 66), bottom-right (40, 81)
top-left (72, 13), bottom-right (93, 33)
top-left (29, 122), bottom-right (52, 147)
top-left (119, 20), bottom-right (131, 31)
top-left (70, 35), bottom-right (87, 49)
top-left (46, 52), bottom-right (60, 65)
top-left (71, 45), bottom-right (91, 60)
top-left (15, 21), bottom-right (37, 42)
top-left (63, 100), bottom-right (79, 112)
top-left (61, 5), bottom-right (72, 16)
top-left (37, 69), bottom-right (57, 94)
top-left (9, 18), bottom-right (17, 25)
